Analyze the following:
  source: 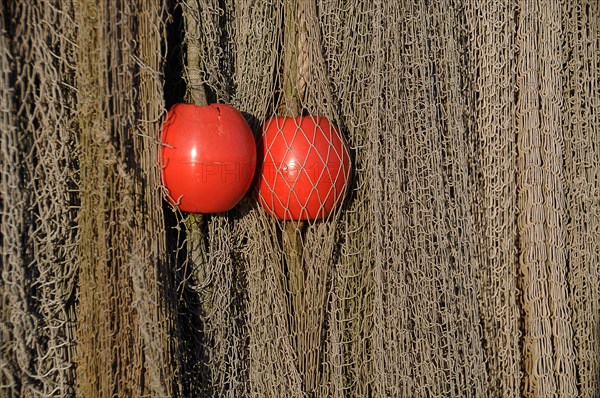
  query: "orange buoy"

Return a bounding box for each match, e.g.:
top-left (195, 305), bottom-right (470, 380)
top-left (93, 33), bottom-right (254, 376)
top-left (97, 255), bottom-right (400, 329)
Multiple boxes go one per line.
top-left (257, 116), bottom-right (351, 220)
top-left (161, 103), bottom-right (256, 213)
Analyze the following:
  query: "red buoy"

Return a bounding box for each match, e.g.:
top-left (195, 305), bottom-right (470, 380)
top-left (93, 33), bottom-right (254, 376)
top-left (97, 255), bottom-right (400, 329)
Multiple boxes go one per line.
top-left (161, 103), bottom-right (256, 213)
top-left (257, 116), bottom-right (351, 220)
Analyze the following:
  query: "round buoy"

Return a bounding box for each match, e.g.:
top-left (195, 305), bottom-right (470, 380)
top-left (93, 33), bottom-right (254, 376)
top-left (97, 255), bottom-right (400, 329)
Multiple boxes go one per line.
top-left (257, 116), bottom-right (351, 220)
top-left (161, 103), bottom-right (256, 213)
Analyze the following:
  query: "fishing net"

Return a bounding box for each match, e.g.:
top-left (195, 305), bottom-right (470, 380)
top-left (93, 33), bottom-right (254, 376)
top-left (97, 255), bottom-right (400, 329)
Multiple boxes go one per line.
top-left (1, 0), bottom-right (599, 397)
top-left (1, 2), bottom-right (80, 396)
top-left (1, 1), bottom-right (175, 396)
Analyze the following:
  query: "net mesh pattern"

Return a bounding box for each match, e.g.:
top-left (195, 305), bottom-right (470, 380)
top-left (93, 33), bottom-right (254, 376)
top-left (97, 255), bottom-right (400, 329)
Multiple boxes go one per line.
top-left (73, 1), bottom-right (175, 396)
top-left (1, 2), bottom-right (80, 396)
top-left (2, 0), bottom-right (175, 396)
top-left (256, 116), bottom-right (351, 221)
top-left (1, 0), bottom-right (599, 397)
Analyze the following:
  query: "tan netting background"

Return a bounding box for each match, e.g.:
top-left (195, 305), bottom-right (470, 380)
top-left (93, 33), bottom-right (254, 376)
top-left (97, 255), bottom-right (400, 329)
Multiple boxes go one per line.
top-left (1, 0), bottom-right (598, 397)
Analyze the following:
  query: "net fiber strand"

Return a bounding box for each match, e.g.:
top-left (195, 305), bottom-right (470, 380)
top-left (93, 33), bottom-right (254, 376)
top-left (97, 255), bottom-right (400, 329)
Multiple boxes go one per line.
top-left (562, 2), bottom-right (600, 397)
top-left (74, 0), bottom-right (174, 396)
top-left (465, 0), bottom-right (522, 395)
top-left (1, 2), bottom-right (79, 396)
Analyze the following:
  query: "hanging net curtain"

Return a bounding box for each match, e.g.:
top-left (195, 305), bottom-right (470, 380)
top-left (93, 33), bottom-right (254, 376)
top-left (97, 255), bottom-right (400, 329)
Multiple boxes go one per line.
top-left (1, 0), bottom-right (599, 397)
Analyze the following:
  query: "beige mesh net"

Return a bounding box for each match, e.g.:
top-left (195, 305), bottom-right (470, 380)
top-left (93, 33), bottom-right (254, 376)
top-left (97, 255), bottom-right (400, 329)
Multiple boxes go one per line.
top-left (1, 0), bottom-right (599, 397)
top-left (1, 2), bottom-right (80, 396)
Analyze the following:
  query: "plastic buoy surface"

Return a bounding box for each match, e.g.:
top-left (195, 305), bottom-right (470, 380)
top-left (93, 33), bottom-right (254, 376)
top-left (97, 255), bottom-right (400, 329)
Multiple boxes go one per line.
top-left (161, 103), bottom-right (256, 213)
top-left (257, 116), bottom-right (351, 220)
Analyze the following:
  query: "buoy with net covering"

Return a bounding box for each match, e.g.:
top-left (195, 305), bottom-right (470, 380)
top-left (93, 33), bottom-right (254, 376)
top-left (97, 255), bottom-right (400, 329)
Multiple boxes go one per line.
top-left (161, 103), bottom-right (256, 213)
top-left (257, 116), bottom-right (351, 220)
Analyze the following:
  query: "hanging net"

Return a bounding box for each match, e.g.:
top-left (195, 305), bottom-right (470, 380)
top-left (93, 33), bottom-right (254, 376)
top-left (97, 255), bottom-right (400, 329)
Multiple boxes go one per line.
top-left (1, 0), bottom-right (599, 397)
